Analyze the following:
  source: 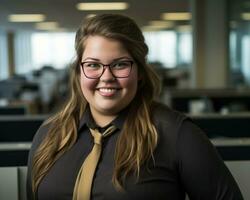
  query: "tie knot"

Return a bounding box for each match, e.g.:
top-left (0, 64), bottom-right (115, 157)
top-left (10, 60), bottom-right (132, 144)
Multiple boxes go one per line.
top-left (89, 125), bottom-right (116, 145)
top-left (90, 129), bottom-right (102, 145)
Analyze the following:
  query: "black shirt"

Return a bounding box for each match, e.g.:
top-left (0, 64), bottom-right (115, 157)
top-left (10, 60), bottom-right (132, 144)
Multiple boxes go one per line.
top-left (26, 103), bottom-right (243, 200)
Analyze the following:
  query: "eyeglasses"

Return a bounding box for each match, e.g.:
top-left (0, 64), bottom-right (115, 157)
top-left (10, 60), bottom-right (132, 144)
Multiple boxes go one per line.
top-left (81, 60), bottom-right (133, 79)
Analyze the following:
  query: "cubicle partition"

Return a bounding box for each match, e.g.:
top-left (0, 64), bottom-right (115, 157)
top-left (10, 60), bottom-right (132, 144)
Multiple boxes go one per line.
top-left (0, 106), bottom-right (27, 115)
top-left (0, 115), bottom-right (46, 167)
top-left (191, 113), bottom-right (250, 160)
top-left (164, 88), bottom-right (250, 113)
top-left (0, 115), bottom-right (46, 199)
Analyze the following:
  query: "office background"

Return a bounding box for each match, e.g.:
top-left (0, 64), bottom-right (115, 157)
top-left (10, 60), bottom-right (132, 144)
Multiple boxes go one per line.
top-left (0, 0), bottom-right (250, 199)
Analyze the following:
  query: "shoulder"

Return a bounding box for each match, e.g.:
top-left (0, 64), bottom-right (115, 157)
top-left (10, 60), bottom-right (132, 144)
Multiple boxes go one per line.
top-left (151, 102), bottom-right (208, 147)
top-left (151, 101), bottom-right (188, 133)
top-left (150, 102), bottom-right (193, 156)
top-left (150, 102), bottom-right (210, 154)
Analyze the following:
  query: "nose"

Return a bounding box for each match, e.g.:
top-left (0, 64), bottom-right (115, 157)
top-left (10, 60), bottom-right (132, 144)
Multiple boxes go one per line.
top-left (100, 66), bottom-right (115, 81)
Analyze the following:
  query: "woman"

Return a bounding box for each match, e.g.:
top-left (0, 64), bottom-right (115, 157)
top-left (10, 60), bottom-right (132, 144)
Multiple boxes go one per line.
top-left (27, 14), bottom-right (243, 200)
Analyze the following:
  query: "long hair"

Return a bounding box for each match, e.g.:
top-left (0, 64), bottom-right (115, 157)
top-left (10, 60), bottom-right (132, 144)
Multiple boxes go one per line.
top-left (31, 14), bottom-right (161, 195)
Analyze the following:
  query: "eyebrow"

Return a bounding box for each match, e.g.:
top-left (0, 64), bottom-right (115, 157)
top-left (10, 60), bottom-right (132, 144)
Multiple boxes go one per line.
top-left (82, 56), bottom-right (132, 62)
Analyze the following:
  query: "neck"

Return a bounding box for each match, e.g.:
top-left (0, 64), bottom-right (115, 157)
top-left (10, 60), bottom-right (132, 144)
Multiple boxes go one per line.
top-left (90, 109), bottom-right (118, 127)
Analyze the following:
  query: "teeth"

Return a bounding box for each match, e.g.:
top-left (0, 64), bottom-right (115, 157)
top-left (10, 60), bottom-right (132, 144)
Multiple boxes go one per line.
top-left (99, 88), bottom-right (116, 93)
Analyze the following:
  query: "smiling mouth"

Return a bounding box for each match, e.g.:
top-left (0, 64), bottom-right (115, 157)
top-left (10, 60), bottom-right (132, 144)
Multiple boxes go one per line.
top-left (99, 88), bottom-right (118, 93)
top-left (97, 88), bottom-right (120, 96)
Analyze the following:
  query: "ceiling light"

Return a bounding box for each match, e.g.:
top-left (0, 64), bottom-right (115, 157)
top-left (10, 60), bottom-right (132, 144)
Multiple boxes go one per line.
top-left (149, 20), bottom-right (174, 27)
top-left (8, 14), bottom-right (45, 22)
top-left (142, 20), bottom-right (174, 31)
top-left (241, 12), bottom-right (250, 20)
top-left (35, 22), bottom-right (59, 30)
top-left (76, 2), bottom-right (129, 10)
top-left (142, 24), bottom-right (173, 32)
top-left (161, 12), bottom-right (191, 21)
top-left (176, 25), bottom-right (192, 32)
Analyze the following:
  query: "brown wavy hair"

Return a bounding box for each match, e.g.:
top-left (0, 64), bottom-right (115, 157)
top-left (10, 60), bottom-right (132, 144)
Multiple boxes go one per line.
top-left (31, 14), bottom-right (161, 195)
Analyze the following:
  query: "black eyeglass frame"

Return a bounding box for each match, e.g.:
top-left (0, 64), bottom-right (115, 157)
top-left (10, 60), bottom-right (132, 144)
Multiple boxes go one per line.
top-left (80, 60), bottom-right (134, 79)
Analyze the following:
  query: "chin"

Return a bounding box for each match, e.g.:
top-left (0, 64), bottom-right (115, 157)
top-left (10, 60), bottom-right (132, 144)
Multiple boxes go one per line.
top-left (99, 105), bottom-right (123, 115)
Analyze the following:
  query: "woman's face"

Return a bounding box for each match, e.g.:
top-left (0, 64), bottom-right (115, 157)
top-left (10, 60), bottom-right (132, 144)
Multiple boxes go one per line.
top-left (80, 35), bottom-right (139, 118)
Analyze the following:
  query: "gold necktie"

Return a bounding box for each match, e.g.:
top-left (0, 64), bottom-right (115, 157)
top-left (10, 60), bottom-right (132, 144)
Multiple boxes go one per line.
top-left (73, 125), bottom-right (116, 200)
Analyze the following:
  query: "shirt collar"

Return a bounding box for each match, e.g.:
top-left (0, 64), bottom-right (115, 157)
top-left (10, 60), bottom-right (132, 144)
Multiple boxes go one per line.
top-left (78, 105), bottom-right (129, 132)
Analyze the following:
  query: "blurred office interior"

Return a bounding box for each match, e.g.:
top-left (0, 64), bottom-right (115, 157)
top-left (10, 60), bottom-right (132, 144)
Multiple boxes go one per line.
top-left (0, 0), bottom-right (250, 199)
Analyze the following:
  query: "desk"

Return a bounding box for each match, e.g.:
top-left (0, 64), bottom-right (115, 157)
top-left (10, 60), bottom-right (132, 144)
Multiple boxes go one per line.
top-left (0, 143), bottom-right (31, 167)
top-left (191, 113), bottom-right (250, 138)
top-left (0, 115), bottom-right (46, 142)
top-left (212, 137), bottom-right (250, 160)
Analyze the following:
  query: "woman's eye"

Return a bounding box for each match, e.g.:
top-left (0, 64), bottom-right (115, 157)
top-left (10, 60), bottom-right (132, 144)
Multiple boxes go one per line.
top-left (113, 61), bottom-right (130, 68)
top-left (86, 63), bottom-right (100, 68)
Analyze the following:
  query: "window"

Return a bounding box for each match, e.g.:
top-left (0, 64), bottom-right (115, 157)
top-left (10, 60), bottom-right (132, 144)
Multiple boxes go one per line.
top-left (228, 0), bottom-right (250, 86)
top-left (31, 32), bottom-right (75, 70)
top-left (13, 31), bottom-right (75, 75)
top-left (143, 30), bottom-right (192, 68)
top-left (0, 31), bottom-right (8, 80)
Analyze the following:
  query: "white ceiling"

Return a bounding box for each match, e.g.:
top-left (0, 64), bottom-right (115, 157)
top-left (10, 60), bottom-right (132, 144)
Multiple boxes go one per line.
top-left (0, 0), bottom-right (190, 32)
